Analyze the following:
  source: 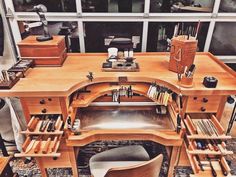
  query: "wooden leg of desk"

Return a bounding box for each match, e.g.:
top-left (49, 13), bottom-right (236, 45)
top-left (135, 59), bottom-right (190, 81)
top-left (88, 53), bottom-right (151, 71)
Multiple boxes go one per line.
top-left (168, 146), bottom-right (179, 177)
top-left (35, 158), bottom-right (48, 177)
top-left (68, 147), bottom-right (79, 177)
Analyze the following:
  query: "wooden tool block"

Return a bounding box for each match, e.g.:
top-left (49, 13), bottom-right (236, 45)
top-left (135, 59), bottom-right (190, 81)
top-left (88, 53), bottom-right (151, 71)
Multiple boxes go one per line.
top-left (169, 35), bottom-right (198, 73)
top-left (18, 36), bottom-right (67, 66)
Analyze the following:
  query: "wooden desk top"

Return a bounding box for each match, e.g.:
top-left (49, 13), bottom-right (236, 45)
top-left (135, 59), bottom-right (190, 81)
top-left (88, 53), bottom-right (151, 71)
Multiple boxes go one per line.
top-left (1, 52), bottom-right (236, 97)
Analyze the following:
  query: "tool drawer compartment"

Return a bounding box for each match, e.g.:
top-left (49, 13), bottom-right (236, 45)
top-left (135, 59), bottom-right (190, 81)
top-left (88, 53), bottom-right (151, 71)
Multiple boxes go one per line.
top-left (15, 135), bottom-right (61, 158)
top-left (185, 96), bottom-right (221, 113)
top-left (21, 115), bottom-right (64, 135)
top-left (186, 153), bottom-right (231, 176)
top-left (184, 114), bottom-right (231, 140)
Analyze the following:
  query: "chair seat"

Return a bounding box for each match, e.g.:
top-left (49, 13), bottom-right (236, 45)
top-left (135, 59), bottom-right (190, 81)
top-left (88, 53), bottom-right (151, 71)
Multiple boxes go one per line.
top-left (90, 161), bottom-right (147, 177)
top-left (89, 145), bottom-right (150, 177)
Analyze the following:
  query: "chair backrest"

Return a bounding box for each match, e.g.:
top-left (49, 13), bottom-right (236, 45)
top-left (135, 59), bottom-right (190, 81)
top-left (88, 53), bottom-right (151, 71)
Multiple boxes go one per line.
top-left (104, 154), bottom-right (163, 177)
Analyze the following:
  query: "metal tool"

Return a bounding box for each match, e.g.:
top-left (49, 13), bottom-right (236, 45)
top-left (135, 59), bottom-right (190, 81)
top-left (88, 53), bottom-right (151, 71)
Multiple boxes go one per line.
top-left (39, 119), bottom-right (49, 132)
top-left (176, 114), bottom-right (181, 133)
top-left (207, 155), bottom-right (217, 177)
top-left (195, 155), bottom-right (204, 171)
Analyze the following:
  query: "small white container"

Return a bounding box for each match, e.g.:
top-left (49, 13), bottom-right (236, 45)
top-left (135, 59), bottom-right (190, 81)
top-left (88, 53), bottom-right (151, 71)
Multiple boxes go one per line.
top-left (108, 47), bottom-right (118, 58)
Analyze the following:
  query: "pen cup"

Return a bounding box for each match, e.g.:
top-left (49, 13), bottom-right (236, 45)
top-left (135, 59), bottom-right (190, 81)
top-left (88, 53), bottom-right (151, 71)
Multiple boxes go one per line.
top-left (178, 76), bottom-right (194, 88)
top-left (169, 35), bottom-right (198, 73)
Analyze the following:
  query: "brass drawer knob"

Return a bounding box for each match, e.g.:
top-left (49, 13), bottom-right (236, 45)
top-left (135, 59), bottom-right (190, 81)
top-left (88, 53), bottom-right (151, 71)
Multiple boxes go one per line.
top-left (41, 108), bottom-right (47, 113)
top-left (200, 107), bottom-right (206, 112)
top-left (202, 98), bottom-right (208, 103)
top-left (39, 99), bottom-right (46, 104)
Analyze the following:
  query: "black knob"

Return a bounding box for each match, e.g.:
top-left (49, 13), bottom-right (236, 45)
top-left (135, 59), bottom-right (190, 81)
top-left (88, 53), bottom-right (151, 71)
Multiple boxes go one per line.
top-left (193, 97), bottom-right (197, 100)
top-left (39, 99), bottom-right (45, 104)
top-left (48, 98), bottom-right (52, 101)
top-left (41, 108), bottom-right (47, 113)
top-left (202, 98), bottom-right (208, 103)
top-left (200, 107), bottom-right (206, 112)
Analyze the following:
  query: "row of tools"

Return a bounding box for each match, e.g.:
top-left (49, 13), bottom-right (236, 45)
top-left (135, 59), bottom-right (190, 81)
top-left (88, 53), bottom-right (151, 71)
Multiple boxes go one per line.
top-left (194, 155), bottom-right (228, 176)
top-left (22, 135), bottom-right (59, 154)
top-left (147, 83), bottom-right (173, 106)
top-left (191, 119), bottom-right (219, 136)
top-left (194, 139), bottom-right (228, 153)
top-left (27, 115), bottom-right (62, 132)
top-left (112, 86), bottom-right (133, 103)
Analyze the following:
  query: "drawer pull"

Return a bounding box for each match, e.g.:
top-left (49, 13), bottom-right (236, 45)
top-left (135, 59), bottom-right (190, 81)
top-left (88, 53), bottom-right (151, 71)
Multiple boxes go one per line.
top-left (39, 99), bottom-right (46, 104)
top-left (193, 97), bottom-right (197, 100)
top-left (41, 108), bottom-right (47, 113)
top-left (200, 107), bottom-right (206, 112)
top-left (48, 98), bottom-right (52, 101)
top-left (202, 98), bottom-right (208, 103)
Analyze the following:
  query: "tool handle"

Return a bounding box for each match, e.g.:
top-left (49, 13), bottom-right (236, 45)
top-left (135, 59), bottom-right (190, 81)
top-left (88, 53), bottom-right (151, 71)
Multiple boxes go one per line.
top-left (34, 140), bottom-right (41, 153)
top-left (42, 138), bottom-right (51, 154)
top-left (50, 136), bottom-right (58, 153)
top-left (219, 159), bottom-right (228, 176)
top-left (28, 117), bottom-right (39, 132)
top-left (22, 137), bottom-right (31, 152)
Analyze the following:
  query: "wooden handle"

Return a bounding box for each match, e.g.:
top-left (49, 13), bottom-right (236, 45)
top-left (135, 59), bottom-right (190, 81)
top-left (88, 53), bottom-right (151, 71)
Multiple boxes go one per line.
top-left (22, 137), bottom-right (31, 152)
top-left (28, 117), bottom-right (39, 132)
top-left (42, 138), bottom-right (51, 154)
top-left (34, 140), bottom-right (41, 153)
top-left (55, 116), bottom-right (61, 130)
top-left (49, 136), bottom-right (58, 153)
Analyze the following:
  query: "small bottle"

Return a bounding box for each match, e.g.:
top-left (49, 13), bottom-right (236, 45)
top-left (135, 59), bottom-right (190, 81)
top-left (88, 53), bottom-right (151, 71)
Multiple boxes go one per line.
top-left (124, 49), bottom-right (129, 58)
top-left (129, 49), bottom-right (134, 58)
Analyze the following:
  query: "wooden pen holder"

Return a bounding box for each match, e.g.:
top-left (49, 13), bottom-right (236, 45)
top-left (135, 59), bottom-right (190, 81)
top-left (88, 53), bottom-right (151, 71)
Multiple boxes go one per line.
top-left (178, 76), bottom-right (193, 88)
top-left (169, 35), bottom-right (198, 73)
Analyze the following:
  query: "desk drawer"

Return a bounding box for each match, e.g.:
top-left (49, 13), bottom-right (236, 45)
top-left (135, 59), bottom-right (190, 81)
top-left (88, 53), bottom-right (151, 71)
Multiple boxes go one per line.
top-left (22, 97), bottom-right (62, 114)
top-left (186, 96), bottom-right (221, 113)
top-left (23, 97), bottom-right (60, 106)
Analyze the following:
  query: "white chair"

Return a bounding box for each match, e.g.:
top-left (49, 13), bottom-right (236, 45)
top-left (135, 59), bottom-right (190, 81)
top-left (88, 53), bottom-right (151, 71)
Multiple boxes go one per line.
top-left (89, 145), bottom-right (163, 177)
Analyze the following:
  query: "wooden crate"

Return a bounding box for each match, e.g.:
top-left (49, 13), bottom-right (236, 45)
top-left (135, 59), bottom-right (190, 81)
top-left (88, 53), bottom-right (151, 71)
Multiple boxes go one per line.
top-left (18, 36), bottom-right (67, 66)
top-left (169, 35), bottom-right (198, 73)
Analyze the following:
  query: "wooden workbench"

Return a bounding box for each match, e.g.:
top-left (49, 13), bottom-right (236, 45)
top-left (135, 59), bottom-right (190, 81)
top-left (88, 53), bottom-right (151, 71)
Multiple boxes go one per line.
top-left (0, 52), bottom-right (236, 177)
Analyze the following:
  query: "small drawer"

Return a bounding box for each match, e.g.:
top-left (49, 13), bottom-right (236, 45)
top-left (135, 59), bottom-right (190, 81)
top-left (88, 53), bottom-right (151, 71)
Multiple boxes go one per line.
top-left (15, 135), bottom-right (61, 158)
top-left (186, 96), bottom-right (221, 113)
top-left (22, 97), bottom-right (60, 107)
top-left (184, 114), bottom-right (231, 140)
top-left (28, 105), bottom-right (62, 114)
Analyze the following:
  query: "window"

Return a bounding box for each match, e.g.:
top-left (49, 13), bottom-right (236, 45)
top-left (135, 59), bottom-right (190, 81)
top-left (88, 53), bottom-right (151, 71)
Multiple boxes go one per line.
top-left (150, 0), bottom-right (214, 13)
top-left (82, 0), bottom-right (144, 13)
top-left (209, 22), bottom-right (236, 55)
top-left (84, 22), bottom-right (143, 52)
top-left (219, 0), bottom-right (236, 12)
top-left (13, 0), bottom-right (76, 12)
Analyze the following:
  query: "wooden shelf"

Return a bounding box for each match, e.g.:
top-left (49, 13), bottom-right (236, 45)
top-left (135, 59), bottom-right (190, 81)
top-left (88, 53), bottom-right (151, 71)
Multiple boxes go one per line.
top-left (21, 119), bottom-right (64, 135)
top-left (15, 139), bottom-right (61, 158)
top-left (71, 82), bottom-right (171, 108)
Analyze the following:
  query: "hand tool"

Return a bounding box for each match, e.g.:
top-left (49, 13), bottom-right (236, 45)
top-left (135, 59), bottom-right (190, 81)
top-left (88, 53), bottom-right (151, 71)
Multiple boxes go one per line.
top-left (176, 114), bottom-right (181, 133)
top-left (34, 139), bottom-right (41, 153)
top-left (49, 136), bottom-right (58, 153)
top-left (55, 115), bottom-right (61, 129)
top-left (195, 21), bottom-right (201, 39)
top-left (25, 139), bottom-right (36, 154)
top-left (39, 119), bottom-right (49, 132)
top-left (22, 137), bottom-right (31, 152)
top-left (218, 158), bottom-right (228, 176)
top-left (47, 119), bottom-right (56, 132)
top-left (42, 137), bottom-right (51, 154)
top-left (195, 155), bottom-right (204, 171)
top-left (28, 116), bottom-right (40, 132)
top-left (206, 155), bottom-right (217, 177)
